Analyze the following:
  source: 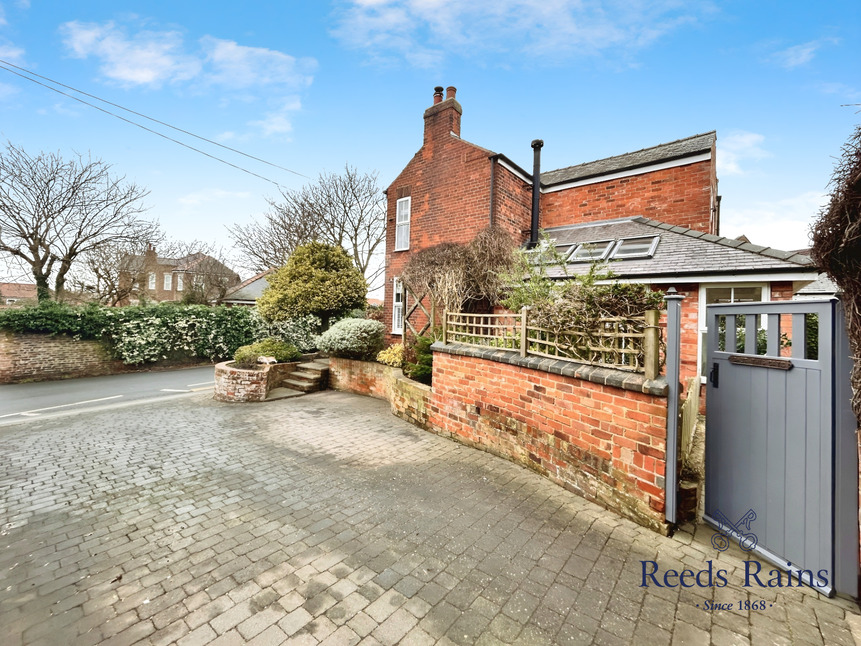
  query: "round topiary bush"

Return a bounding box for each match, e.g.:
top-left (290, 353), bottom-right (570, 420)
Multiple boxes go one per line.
top-left (317, 318), bottom-right (385, 360)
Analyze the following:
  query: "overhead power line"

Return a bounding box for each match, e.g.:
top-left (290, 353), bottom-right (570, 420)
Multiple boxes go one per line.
top-left (0, 58), bottom-right (310, 184)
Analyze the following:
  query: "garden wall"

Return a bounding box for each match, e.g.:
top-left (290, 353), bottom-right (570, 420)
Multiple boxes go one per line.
top-left (0, 331), bottom-right (122, 383)
top-left (0, 331), bottom-right (210, 384)
top-left (328, 358), bottom-right (431, 430)
top-left (429, 344), bottom-right (671, 533)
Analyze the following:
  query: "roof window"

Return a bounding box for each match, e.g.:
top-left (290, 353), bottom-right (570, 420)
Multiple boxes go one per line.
top-left (568, 240), bottom-right (615, 262)
top-left (610, 236), bottom-right (660, 259)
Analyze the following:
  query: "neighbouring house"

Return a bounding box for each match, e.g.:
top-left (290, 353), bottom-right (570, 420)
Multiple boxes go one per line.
top-left (222, 269), bottom-right (274, 307)
top-left (119, 245), bottom-right (240, 305)
top-left (0, 282), bottom-right (37, 308)
top-left (383, 86), bottom-right (820, 387)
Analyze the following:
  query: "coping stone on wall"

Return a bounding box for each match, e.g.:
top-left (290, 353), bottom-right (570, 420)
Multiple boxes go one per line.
top-left (431, 342), bottom-right (668, 396)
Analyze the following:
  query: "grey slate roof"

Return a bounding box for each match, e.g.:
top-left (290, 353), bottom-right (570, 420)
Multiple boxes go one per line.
top-left (222, 269), bottom-right (272, 303)
top-left (543, 217), bottom-right (815, 280)
top-left (541, 132), bottom-right (716, 187)
top-left (794, 273), bottom-right (839, 296)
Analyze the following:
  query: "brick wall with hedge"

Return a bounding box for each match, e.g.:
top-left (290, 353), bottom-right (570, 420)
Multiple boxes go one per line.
top-left (0, 331), bottom-right (122, 383)
top-left (429, 344), bottom-right (670, 533)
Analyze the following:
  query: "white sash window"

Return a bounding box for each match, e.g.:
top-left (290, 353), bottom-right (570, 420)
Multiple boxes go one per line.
top-left (392, 278), bottom-right (404, 335)
top-left (395, 197), bottom-right (411, 251)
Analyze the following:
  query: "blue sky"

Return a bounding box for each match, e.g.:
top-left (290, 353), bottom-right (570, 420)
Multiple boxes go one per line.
top-left (0, 0), bottom-right (858, 283)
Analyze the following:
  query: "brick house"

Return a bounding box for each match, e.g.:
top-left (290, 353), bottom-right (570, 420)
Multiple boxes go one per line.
top-left (0, 282), bottom-right (37, 308)
top-left (383, 86), bottom-right (819, 385)
top-left (119, 245), bottom-right (240, 305)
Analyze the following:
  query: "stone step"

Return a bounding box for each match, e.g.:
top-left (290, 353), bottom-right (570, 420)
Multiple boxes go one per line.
top-left (291, 370), bottom-right (322, 381)
top-left (264, 387), bottom-right (305, 401)
top-left (297, 362), bottom-right (329, 374)
top-left (281, 378), bottom-right (320, 393)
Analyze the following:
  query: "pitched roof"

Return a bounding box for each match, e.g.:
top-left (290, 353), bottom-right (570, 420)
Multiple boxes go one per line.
top-left (542, 217), bottom-right (815, 280)
top-left (541, 132), bottom-right (716, 187)
top-left (222, 269), bottom-right (273, 302)
top-left (794, 273), bottom-right (839, 296)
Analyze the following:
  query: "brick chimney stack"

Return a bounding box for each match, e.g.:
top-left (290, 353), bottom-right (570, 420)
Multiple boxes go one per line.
top-left (423, 84), bottom-right (462, 145)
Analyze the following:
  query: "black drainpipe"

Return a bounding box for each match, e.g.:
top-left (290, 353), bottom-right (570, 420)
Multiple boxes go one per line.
top-left (489, 156), bottom-right (497, 226)
top-left (528, 139), bottom-right (544, 248)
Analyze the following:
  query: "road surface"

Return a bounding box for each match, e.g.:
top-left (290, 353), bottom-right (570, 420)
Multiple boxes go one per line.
top-left (0, 365), bottom-right (216, 425)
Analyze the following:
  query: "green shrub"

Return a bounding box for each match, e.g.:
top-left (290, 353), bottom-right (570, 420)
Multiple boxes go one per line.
top-left (0, 302), bottom-right (261, 365)
top-left (317, 318), bottom-right (385, 360)
top-left (260, 314), bottom-right (320, 352)
top-left (233, 338), bottom-right (301, 368)
top-left (404, 335), bottom-right (434, 385)
top-left (377, 343), bottom-right (405, 367)
top-left (233, 345), bottom-right (263, 369)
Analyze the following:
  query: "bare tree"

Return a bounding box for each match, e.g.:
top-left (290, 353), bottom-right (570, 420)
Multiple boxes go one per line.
top-left (71, 236), bottom-right (163, 305)
top-left (172, 241), bottom-right (240, 304)
top-left (228, 164), bottom-right (386, 289)
top-left (0, 143), bottom-right (153, 302)
top-left (227, 191), bottom-right (319, 273)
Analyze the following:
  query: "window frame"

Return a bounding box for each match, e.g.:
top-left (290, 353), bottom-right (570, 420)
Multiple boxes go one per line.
top-left (148, 272), bottom-right (156, 290)
top-left (567, 239), bottom-right (615, 262)
top-left (394, 197), bottom-right (411, 251)
top-left (176, 274), bottom-right (184, 292)
top-left (610, 235), bottom-right (660, 260)
top-left (392, 278), bottom-right (404, 335)
top-left (163, 273), bottom-right (172, 291)
top-left (697, 283), bottom-right (769, 382)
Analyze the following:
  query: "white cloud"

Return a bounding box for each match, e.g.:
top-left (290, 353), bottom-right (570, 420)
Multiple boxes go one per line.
top-left (815, 82), bottom-right (861, 102)
top-left (59, 20), bottom-right (315, 90)
top-left (770, 38), bottom-right (837, 69)
top-left (0, 42), bottom-right (25, 62)
top-left (200, 37), bottom-right (316, 89)
top-left (331, 0), bottom-right (714, 67)
top-left (0, 80), bottom-right (18, 100)
top-left (717, 131), bottom-right (770, 176)
top-left (248, 98), bottom-right (302, 137)
top-left (178, 188), bottom-right (252, 206)
top-left (60, 21), bottom-right (200, 87)
top-left (720, 191), bottom-right (826, 252)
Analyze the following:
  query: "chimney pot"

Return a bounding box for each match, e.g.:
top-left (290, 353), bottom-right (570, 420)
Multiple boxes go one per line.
top-left (531, 139), bottom-right (544, 150)
top-left (433, 86), bottom-right (444, 104)
top-left (446, 86), bottom-right (456, 100)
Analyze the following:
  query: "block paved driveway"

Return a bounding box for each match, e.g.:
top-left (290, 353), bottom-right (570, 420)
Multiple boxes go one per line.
top-left (1, 390), bottom-right (858, 646)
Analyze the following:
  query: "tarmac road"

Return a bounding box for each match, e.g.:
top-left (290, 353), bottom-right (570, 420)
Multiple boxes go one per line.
top-left (0, 365), bottom-right (217, 425)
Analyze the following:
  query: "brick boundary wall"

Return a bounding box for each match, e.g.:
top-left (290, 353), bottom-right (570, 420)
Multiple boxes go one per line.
top-left (0, 331), bottom-right (124, 383)
top-left (328, 358), bottom-right (432, 430)
top-left (0, 331), bottom-right (217, 384)
top-left (429, 344), bottom-right (671, 534)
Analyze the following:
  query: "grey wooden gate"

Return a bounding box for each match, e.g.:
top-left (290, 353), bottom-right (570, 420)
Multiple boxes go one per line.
top-left (704, 298), bottom-right (857, 598)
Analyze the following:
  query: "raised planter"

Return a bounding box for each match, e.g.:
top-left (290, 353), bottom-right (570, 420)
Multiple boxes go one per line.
top-left (214, 354), bottom-right (325, 402)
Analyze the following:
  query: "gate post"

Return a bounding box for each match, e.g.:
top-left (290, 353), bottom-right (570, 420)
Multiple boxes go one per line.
top-left (664, 288), bottom-right (685, 525)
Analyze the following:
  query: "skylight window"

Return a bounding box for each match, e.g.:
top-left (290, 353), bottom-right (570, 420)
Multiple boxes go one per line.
top-left (568, 240), bottom-right (614, 262)
top-left (610, 236), bottom-right (660, 259)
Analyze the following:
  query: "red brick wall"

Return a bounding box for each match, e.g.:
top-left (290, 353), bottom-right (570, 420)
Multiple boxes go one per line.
top-left (540, 160), bottom-right (715, 234)
top-left (429, 351), bottom-right (669, 532)
top-left (492, 163), bottom-right (532, 242)
top-left (328, 358), bottom-right (431, 430)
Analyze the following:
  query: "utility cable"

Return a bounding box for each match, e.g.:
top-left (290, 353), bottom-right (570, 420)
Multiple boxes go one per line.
top-left (0, 59), bottom-right (309, 184)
